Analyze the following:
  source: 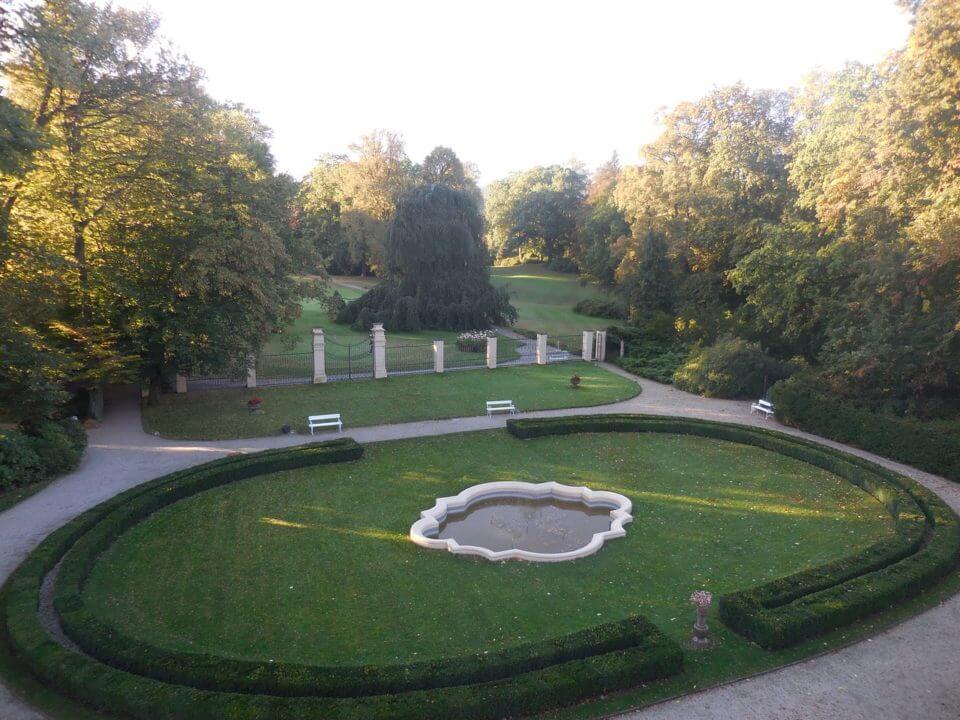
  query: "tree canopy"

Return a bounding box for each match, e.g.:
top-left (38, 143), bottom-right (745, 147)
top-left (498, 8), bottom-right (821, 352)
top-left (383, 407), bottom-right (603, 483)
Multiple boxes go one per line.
top-left (338, 184), bottom-right (516, 331)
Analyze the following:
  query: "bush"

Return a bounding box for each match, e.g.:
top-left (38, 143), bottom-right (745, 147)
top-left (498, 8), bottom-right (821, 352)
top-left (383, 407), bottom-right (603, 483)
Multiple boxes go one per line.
top-left (3, 438), bottom-right (682, 720)
top-left (613, 340), bottom-right (689, 384)
top-left (771, 374), bottom-right (960, 484)
top-left (672, 335), bottom-right (787, 398)
top-left (0, 418), bottom-right (86, 492)
top-left (505, 414), bottom-right (960, 650)
top-left (546, 256), bottom-right (579, 273)
top-left (31, 419), bottom-right (86, 476)
top-left (324, 290), bottom-right (346, 320)
top-left (0, 429), bottom-right (43, 491)
top-left (573, 298), bottom-right (628, 320)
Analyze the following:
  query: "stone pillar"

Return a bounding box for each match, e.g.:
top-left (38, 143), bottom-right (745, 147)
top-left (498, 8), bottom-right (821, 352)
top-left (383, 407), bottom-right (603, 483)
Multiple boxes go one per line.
top-left (582, 331), bottom-right (595, 362)
top-left (312, 327), bottom-right (327, 384)
top-left (486, 335), bottom-right (497, 369)
top-left (536, 334), bottom-right (548, 365)
top-left (433, 339), bottom-right (444, 373)
top-left (175, 374), bottom-right (187, 394)
top-left (372, 323), bottom-right (387, 379)
top-left (245, 354), bottom-right (257, 388)
top-left (595, 330), bottom-right (607, 362)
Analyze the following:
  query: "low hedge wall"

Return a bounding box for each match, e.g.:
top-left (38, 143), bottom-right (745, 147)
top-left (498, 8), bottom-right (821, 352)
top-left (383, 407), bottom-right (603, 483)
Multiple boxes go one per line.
top-left (3, 437), bottom-right (683, 720)
top-left (506, 414), bottom-right (960, 650)
top-left (771, 375), bottom-right (960, 483)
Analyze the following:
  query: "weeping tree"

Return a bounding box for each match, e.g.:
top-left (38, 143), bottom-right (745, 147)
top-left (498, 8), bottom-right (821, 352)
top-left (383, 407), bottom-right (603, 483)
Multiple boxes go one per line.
top-left (338, 184), bottom-right (516, 330)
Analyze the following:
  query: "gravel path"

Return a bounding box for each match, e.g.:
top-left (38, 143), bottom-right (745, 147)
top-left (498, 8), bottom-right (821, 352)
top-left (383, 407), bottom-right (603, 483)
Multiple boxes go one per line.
top-left (1, 369), bottom-right (958, 720)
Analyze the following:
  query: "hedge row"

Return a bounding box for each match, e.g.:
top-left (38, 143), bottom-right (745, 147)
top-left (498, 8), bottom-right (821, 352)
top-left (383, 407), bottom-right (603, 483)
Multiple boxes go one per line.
top-left (771, 375), bottom-right (960, 483)
top-left (4, 438), bottom-right (683, 720)
top-left (572, 298), bottom-right (628, 320)
top-left (57, 600), bottom-right (661, 697)
top-left (506, 414), bottom-right (960, 649)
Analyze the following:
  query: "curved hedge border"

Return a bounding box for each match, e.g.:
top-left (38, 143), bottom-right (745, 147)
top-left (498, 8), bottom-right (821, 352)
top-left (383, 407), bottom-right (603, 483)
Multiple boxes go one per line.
top-left (506, 414), bottom-right (960, 650)
top-left (3, 437), bottom-right (682, 720)
top-left (771, 375), bottom-right (960, 483)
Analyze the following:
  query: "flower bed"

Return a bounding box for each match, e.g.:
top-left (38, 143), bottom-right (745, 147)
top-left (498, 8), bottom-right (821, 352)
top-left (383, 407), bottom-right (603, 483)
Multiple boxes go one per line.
top-left (456, 330), bottom-right (495, 353)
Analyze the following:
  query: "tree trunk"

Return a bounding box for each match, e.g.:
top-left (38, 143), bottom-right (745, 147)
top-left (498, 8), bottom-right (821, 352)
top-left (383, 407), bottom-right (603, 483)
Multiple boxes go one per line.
top-left (148, 375), bottom-right (162, 406)
top-left (87, 385), bottom-right (104, 421)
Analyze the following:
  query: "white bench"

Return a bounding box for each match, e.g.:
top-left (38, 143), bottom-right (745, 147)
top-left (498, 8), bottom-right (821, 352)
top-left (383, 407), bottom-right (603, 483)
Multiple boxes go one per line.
top-left (308, 413), bottom-right (343, 434)
top-left (750, 399), bottom-right (775, 419)
top-left (486, 400), bottom-right (517, 417)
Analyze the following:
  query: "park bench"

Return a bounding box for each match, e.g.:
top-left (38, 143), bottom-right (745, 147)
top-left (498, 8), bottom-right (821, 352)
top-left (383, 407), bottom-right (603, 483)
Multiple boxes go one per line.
top-left (486, 400), bottom-right (517, 416)
top-left (308, 413), bottom-right (343, 434)
top-left (750, 399), bottom-right (775, 419)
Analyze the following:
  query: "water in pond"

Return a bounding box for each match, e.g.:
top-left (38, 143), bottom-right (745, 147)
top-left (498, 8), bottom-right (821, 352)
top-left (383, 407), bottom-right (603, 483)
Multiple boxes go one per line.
top-left (435, 496), bottom-right (615, 554)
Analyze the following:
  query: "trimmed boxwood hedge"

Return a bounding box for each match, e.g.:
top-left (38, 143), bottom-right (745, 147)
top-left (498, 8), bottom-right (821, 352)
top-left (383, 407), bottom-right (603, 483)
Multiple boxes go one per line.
top-left (506, 414), bottom-right (960, 650)
top-left (2, 436), bottom-right (683, 720)
top-left (771, 375), bottom-right (960, 483)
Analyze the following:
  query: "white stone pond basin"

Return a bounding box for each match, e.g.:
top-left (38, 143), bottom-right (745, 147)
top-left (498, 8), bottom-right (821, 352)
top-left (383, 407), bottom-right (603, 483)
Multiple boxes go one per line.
top-left (409, 481), bottom-right (633, 562)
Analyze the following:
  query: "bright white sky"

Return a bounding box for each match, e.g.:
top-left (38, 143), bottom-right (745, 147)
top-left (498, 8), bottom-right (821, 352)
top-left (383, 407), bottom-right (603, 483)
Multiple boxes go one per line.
top-left (115, 0), bottom-right (911, 184)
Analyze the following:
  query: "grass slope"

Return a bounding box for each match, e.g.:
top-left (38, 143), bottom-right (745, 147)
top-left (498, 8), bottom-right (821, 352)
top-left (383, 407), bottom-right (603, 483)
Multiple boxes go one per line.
top-left (83, 430), bottom-right (891, 669)
top-left (142, 362), bottom-right (638, 440)
top-left (491, 265), bottom-right (619, 336)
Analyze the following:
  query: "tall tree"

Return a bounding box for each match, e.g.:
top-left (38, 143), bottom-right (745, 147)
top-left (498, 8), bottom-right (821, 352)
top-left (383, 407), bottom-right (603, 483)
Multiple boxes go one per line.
top-left (338, 184), bottom-right (516, 331)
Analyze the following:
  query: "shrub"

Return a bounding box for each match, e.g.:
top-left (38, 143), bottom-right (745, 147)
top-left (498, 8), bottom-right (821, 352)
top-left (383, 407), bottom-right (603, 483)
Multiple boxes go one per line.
top-left (546, 256), bottom-right (579, 273)
top-left (0, 418), bottom-right (86, 492)
top-left (0, 429), bottom-right (43, 491)
top-left (505, 414), bottom-right (960, 650)
top-left (573, 298), bottom-right (628, 320)
top-left (30, 419), bottom-right (86, 477)
top-left (613, 340), bottom-right (689, 384)
top-left (771, 374), bottom-right (960, 484)
top-left (324, 290), bottom-right (346, 320)
top-left (672, 335), bottom-right (787, 398)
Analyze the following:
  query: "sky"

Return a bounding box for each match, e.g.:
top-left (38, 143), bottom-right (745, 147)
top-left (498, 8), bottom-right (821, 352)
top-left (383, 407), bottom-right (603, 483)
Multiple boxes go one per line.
top-left (114, 0), bottom-right (911, 184)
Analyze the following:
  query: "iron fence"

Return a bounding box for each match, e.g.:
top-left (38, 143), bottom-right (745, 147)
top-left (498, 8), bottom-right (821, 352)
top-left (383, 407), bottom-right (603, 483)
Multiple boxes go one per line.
top-left (548, 335), bottom-right (582, 362)
top-left (325, 337), bottom-right (373, 380)
top-left (257, 352), bottom-right (313, 386)
top-left (385, 342), bottom-right (435, 375)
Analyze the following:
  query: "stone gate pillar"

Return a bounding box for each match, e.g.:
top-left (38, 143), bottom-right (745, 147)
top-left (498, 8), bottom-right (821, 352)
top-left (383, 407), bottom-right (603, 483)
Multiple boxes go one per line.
top-left (486, 335), bottom-right (498, 369)
top-left (433, 340), bottom-right (444, 373)
top-left (582, 331), bottom-right (595, 361)
top-left (245, 354), bottom-right (257, 388)
top-left (536, 334), bottom-right (548, 365)
top-left (175, 374), bottom-right (187, 394)
top-left (372, 323), bottom-right (387, 379)
top-left (312, 327), bottom-right (327, 384)
top-left (595, 330), bottom-right (607, 362)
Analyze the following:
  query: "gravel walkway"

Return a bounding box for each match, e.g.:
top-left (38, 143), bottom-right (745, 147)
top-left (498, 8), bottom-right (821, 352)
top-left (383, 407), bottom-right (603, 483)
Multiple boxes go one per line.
top-left (1, 368), bottom-right (958, 720)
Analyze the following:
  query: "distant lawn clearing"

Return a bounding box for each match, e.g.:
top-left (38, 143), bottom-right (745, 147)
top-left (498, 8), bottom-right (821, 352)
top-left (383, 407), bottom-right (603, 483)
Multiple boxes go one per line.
top-left (82, 430), bottom-right (891, 668)
top-left (143, 362), bottom-right (639, 440)
top-left (491, 264), bottom-right (620, 336)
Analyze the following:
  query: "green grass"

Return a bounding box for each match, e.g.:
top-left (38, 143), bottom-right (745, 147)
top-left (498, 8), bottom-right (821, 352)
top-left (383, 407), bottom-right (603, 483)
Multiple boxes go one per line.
top-left (82, 430), bottom-right (892, 670)
top-left (491, 265), bottom-right (620, 336)
top-left (263, 278), bottom-right (521, 367)
top-left (142, 362), bottom-right (639, 440)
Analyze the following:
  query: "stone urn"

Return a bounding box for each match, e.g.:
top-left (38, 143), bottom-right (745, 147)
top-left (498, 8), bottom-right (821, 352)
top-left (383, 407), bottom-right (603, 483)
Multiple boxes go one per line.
top-left (690, 590), bottom-right (712, 649)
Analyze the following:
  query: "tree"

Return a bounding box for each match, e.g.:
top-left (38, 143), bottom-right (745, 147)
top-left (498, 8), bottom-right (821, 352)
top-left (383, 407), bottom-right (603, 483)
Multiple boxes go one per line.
top-left (1, 0), bottom-right (308, 410)
top-left (338, 184), bottom-right (516, 331)
top-left (417, 145), bottom-right (483, 209)
top-left (613, 84), bottom-right (795, 341)
top-left (485, 165), bottom-right (586, 260)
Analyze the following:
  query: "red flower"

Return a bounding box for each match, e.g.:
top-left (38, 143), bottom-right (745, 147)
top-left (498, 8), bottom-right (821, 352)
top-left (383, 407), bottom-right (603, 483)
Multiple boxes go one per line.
top-left (248, 396), bottom-right (263, 406)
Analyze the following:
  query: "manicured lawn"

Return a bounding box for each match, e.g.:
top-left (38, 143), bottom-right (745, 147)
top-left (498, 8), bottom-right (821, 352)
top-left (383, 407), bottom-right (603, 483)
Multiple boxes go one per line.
top-left (491, 264), bottom-right (620, 336)
top-left (142, 362), bottom-right (639, 440)
top-left (264, 278), bottom-right (521, 365)
top-left (83, 430), bottom-right (892, 670)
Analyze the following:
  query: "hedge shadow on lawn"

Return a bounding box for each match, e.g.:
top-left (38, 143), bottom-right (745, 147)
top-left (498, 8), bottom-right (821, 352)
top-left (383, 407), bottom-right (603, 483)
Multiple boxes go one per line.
top-left (505, 415), bottom-right (960, 650)
top-left (3, 437), bottom-right (682, 720)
